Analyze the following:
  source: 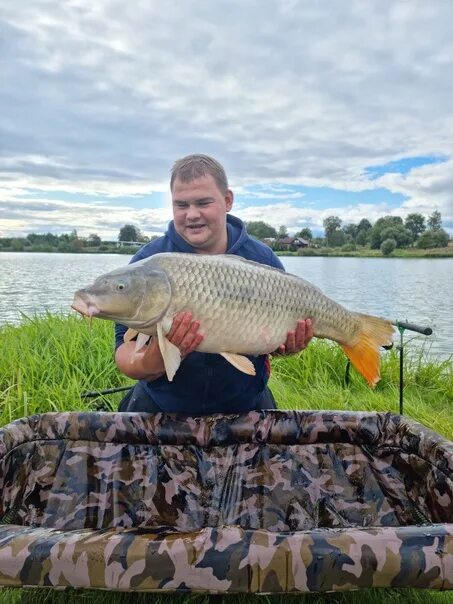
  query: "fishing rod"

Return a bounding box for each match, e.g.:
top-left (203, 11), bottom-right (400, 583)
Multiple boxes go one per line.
top-left (81, 385), bottom-right (132, 398)
top-left (345, 319), bottom-right (433, 415)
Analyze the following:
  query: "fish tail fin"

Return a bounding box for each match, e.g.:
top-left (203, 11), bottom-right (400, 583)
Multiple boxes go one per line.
top-left (340, 314), bottom-right (394, 388)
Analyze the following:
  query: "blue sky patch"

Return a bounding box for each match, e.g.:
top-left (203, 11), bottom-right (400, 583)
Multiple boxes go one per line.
top-left (238, 184), bottom-right (406, 210)
top-left (365, 155), bottom-right (447, 180)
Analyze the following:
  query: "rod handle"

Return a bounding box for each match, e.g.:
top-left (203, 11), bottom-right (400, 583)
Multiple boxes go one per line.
top-left (394, 321), bottom-right (432, 336)
top-left (81, 385), bottom-right (132, 398)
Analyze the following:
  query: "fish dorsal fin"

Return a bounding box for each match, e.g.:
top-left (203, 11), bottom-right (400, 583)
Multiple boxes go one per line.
top-left (220, 352), bottom-right (256, 376)
top-left (134, 332), bottom-right (151, 352)
top-left (124, 328), bottom-right (139, 342)
top-left (213, 254), bottom-right (286, 274)
top-left (157, 321), bottom-right (181, 382)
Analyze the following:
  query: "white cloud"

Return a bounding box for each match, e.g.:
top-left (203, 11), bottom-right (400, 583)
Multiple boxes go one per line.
top-left (234, 201), bottom-right (400, 234)
top-left (0, 197), bottom-right (171, 239)
top-left (376, 160), bottom-right (453, 228)
top-left (1, 0), bottom-right (452, 234)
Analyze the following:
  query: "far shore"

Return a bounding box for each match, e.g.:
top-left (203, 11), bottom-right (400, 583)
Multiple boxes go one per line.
top-left (1, 245), bottom-right (452, 258)
top-left (276, 245), bottom-right (453, 258)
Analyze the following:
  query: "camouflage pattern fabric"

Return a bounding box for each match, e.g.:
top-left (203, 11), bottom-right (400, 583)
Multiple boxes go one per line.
top-left (0, 410), bottom-right (451, 592)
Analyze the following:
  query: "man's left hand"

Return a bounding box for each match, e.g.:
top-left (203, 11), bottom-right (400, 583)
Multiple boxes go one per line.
top-left (273, 318), bottom-right (313, 355)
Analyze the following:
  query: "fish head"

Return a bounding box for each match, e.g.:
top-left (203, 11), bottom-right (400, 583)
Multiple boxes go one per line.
top-left (71, 262), bottom-right (172, 330)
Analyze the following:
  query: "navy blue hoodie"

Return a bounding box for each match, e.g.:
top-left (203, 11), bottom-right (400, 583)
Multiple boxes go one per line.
top-left (115, 215), bottom-right (284, 414)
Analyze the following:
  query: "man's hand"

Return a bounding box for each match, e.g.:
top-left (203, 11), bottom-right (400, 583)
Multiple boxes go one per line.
top-left (115, 311), bottom-right (203, 381)
top-left (273, 318), bottom-right (313, 355)
top-left (165, 311), bottom-right (204, 358)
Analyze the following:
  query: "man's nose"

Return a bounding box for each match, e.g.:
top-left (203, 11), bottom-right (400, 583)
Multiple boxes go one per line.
top-left (186, 205), bottom-right (201, 220)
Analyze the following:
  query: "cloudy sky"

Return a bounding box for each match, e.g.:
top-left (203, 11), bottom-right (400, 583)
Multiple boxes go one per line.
top-left (1, 0), bottom-right (452, 239)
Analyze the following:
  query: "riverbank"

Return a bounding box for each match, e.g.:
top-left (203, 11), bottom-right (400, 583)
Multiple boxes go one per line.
top-left (277, 244), bottom-right (453, 258)
top-left (0, 315), bottom-right (452, 604)
top-left (1, 243), bottom-right (452, 258)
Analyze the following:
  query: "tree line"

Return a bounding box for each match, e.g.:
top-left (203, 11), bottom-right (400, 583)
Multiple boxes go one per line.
top-left (0, 214), bottom-right (449, 254)
top-left (0, 225), bottom-right (152, 253)
top-left (246, 210), bottom-right (449, 254)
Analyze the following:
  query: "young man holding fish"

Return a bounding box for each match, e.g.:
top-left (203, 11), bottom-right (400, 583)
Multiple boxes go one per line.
top-left (113, 154), bottom-right (313, 413)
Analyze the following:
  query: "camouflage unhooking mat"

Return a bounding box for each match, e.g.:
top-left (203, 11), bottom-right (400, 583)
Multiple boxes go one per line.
top-left (0, 410), bottom-right (451, 593)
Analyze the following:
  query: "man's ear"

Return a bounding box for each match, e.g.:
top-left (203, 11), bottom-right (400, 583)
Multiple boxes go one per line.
top-left (225, 189), bottom-right (234, 212)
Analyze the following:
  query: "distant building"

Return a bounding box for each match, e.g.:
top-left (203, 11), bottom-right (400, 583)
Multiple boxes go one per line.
top-left (117, 241), bottom-right (143, 248)
top-left (271, 236), bottom-right (309, 251)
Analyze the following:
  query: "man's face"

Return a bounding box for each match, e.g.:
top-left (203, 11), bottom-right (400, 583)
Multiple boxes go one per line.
top-left (171, 174), bottom-right (233, 254)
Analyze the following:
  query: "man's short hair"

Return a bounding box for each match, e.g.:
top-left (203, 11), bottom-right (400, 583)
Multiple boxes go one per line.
top-left (170, 154), bottom-right (229, 194)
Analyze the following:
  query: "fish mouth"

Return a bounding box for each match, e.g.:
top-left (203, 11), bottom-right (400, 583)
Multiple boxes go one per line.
top-left (71, 297), bottom-right (101, 318)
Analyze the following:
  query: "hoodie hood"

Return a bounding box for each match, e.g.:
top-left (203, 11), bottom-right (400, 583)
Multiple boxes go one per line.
top-left (165, 214), bottom-right (248, 254)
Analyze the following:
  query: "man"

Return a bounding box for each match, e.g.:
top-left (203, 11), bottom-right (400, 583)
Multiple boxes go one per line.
top-left (115, 154), bottom-right (313, 413)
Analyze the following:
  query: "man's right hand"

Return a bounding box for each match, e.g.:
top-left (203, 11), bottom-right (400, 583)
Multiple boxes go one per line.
top-left (165, 311), bottom-right (204, 358)
top-left (115, 311), bottom-right (203, 381)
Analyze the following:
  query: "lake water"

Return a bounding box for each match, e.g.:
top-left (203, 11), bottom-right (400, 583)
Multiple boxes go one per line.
top-left (0, 252), bottom-right (452, 359)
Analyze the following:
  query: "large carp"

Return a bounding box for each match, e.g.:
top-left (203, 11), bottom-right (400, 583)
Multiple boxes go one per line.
top-left (72, 252), bottom-right (394, 386)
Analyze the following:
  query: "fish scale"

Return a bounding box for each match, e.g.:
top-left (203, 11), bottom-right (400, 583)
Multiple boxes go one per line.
top-left (155, 253), bottom-right (359, 355)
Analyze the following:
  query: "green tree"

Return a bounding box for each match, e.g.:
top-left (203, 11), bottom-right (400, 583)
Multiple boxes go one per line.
top-left (11, 238), bottom-right (25, 252)
top-left (26, 232), bottom-right (59, 247)
top-left (328, 230), bottom-right (346, 247)
top-left (427, 210), bottom-right (442, 231)
top-left (355, 230), bottom-right (368, 246)
top-left (342, 223), bottom-right (358, 241)
top-left (245, 221), bottom-right (277, 239)
top-left (417, 228), bottom-right (449, 249)
top-left (87, 233), bottom-right (101, 247)
top-left (58, 241), bottom-right (72, 252)
top-left (297, 227), bottom-right (313, 240)
top-left (71, 237), bottom-right (84, 252)
top-left (380, 226), bottom-right (412, 248)
top-left (404, 213), bottom-right (426, 243)
top-left (369, 216), bottom-right (404, 249)
top-left (323, 216), bottom-right (342, 247)
top-left (381, 238), bottom-right (397, 256)
top-left (119, 224), bottom-right (142, 242)
top-left (277, 225), bottom-right (289, 238)
top-left (355, 218), bottom-right (372, 246)
top-left (357, 218), bottom-right (372, 232)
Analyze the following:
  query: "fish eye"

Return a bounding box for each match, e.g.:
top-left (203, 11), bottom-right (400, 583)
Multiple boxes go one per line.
top-left (117, 282), bottom-right (126, 291)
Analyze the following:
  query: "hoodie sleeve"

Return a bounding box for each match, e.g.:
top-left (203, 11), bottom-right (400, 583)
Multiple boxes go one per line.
top-left (114, 322), bottom-right (128, 351)
top-left (270, 252), bottom-right (285, 270)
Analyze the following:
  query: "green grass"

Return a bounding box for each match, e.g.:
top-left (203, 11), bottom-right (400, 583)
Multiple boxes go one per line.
top-left (0, 314), bottom-right (452, 603)
top-left (0, 588), bottom-right (449, 604)
top-left (270, 340), bottom-right (453, 441)
top-left (0, 313), bottom-right (133, 423)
